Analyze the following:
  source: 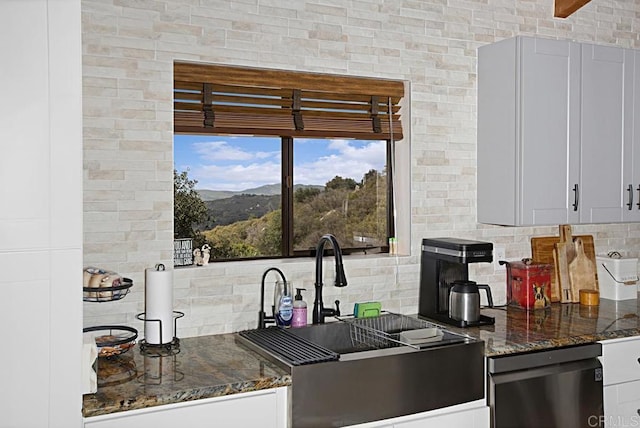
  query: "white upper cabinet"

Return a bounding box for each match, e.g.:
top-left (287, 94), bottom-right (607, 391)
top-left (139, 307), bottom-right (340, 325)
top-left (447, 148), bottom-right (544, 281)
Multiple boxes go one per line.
top-left (478, 36), bottom-right (580, 226)
top-left (478, 36), bottom-right (635, 226)
top-left (580, 43), bottom-right (627, 223)
top-left (623, 49), bottom-right (640, 222)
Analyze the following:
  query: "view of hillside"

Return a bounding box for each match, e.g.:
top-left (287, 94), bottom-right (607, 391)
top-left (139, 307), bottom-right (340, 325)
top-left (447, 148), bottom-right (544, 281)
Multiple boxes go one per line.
top-left (196, 183), bottom-right (283, 202)
top-left (196, 194), bottom-right (280, 230)
top-left (194, 184), bottom-right (325, 230)
top-left (175, 170), bottom-right (388, 260)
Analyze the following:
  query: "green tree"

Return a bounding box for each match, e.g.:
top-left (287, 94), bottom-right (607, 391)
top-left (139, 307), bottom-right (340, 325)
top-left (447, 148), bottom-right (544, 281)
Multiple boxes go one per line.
top-left (362, 169), bottom-right (379, 185)
top-left (294, 186), bottom-right (322, 203)
top-left (197, 169), bottom-right (388, 258)
top-left (347, 169), bottom-right (387, 245)
top-left (256, 209), bottom-right (282, 255)
top-left (174, 169), bottom-right (209, 241)
top-left (203, 219), bottom-right (260, 258)
top-left (326, 175), bottom-right (357, 191)
top-left (293, 178), bottom-right (352, 248)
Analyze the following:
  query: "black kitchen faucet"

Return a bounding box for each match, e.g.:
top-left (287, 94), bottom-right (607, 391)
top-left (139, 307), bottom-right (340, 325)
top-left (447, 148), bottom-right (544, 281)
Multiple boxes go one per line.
top-left (258, 266), bottom-right (287, 329)
top-left (312, 234), bottom-right (347, 324)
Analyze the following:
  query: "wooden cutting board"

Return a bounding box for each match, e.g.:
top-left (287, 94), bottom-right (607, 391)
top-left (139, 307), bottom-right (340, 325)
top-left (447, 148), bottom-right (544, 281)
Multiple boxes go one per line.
top-left (531, 233), bottom-right (596, 301)
top-left (560, 224), bottom-right (576, 264)
top-left (556, 225), bottom-right (573, 303)
top-left (568, 237), bottom-right (598, 302)
top-left (554, 241), bottom-right (572, 303)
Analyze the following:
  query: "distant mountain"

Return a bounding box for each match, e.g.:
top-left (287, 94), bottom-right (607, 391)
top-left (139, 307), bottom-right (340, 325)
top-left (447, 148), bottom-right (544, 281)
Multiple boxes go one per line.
top-left (194, 184), bottom-right (325, 229)
top-left (196, 194), bottom-right (281, 229)
top-left (197, 183), bottom-right (322, 201)
top-left (196, 189), bottom-right (236, 201)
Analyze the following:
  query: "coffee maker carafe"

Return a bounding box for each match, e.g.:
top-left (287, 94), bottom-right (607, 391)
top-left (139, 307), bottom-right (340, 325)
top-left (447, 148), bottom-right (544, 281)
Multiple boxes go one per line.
top-left (418, 237), bottom-right (495, 327)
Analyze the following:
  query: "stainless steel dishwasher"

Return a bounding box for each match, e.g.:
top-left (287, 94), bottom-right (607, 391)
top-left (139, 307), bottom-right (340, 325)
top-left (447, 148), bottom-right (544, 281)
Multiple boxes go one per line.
top-left (488, 343), bottom-right (603, 428)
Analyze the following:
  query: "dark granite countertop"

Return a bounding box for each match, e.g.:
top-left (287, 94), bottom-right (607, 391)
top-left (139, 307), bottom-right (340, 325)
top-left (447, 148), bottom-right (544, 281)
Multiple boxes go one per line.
top-left (83, 298), bottom-right (640, 418)
top-left (82, 333), bottom-right (291, 418)
top-left (445, 298), bottom-right (640, 357)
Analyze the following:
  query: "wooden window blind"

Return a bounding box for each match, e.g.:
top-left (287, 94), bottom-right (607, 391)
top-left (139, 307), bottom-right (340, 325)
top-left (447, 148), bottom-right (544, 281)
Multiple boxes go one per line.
top-left (174, 62), bottom-right (404, 140)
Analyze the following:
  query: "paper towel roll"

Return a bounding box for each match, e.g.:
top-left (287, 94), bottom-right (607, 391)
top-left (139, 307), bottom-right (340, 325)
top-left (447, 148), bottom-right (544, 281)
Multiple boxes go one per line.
top-left (145, 264), bottom-right (174, 344)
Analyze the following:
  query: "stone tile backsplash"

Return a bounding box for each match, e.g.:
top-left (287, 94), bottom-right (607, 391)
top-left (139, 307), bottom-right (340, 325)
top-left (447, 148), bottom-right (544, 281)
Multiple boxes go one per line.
top-left (82, 0), bottom-right (640, 337)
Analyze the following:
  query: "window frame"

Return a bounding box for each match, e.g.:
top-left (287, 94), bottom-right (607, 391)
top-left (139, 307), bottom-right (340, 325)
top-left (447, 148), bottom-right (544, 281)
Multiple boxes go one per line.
top-left (173, 133), bottom-right (395, 261)
top-left (173, 63), bottom-right (405, 262)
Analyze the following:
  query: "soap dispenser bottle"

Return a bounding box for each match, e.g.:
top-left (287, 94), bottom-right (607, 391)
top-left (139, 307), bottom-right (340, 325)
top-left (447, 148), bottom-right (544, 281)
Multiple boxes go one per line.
top-left (275, 281), bottom-right (293, 328)
top-left (292, 288), bottom-right (307, 328)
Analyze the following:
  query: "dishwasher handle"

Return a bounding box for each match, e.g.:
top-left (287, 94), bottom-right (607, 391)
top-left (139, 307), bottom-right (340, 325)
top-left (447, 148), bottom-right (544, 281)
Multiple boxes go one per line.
top-left (488, 343), bottom-right (602, 374)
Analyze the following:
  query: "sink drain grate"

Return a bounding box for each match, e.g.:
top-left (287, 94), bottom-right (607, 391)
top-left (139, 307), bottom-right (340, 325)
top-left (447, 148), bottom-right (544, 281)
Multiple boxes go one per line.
top-left (239, 328), bottom-right (339, 366)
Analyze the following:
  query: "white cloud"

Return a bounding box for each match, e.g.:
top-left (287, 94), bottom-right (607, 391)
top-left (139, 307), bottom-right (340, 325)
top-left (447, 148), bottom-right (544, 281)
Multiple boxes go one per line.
top-left (193, 161), bottom-right (281, 191)
top-left (184, 138), bottom-right (385, 191)
top-left (295, 139), bottom-right (386, 185)
top-left (192, 140), bottom-right (278, 162)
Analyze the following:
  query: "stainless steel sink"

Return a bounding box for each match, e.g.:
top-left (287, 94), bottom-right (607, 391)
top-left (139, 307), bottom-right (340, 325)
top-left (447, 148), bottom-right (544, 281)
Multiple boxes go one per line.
top-left (288, 313), bottom-right (473, 359)
top-left (237, 313), bottom-right (485, 427)
top-left (288, 320), bottom-right (373, 354)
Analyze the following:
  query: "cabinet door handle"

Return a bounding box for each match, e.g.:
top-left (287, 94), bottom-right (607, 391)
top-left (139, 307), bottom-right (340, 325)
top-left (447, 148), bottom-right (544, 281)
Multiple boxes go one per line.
top-left (637, 185), bottom-right (640, 209)
top-left (628, 185), bottom-right (634, 210)
top-left (572, 184), bottom-right (579, 211)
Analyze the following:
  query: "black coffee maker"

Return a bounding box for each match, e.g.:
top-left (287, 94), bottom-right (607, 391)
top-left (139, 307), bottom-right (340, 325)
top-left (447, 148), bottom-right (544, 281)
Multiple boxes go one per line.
top-left (418, 237), bottom-right (495, 327)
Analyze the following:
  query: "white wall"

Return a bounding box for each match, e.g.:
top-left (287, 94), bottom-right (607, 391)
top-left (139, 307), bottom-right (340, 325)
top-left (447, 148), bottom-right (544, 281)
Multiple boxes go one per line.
top-left (0, 0), bottom-right (83, 427)
top-left (81, 0), bottom-right (640, 337)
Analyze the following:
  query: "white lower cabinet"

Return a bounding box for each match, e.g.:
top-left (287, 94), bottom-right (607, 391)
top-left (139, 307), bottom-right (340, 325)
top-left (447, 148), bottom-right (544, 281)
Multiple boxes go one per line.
top-left (394, 405), bottom-right (489, 428)
top-left (599, 336), bottom-right (640, 385)
top-left (603, 380), bottom-right (640, 424)
top-left (84, 388), bottom-right (490, 428)
top-left (83, 387), bottom-right (288, 428)
top-left (347, 399), bottom-right (490, 428)
top-left (599, 336), bottom-right (640, 425)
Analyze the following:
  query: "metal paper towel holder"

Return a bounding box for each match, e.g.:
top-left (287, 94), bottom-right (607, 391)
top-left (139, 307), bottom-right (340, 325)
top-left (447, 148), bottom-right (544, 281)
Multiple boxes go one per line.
top-left (136, 311), bottom-right (184, 356)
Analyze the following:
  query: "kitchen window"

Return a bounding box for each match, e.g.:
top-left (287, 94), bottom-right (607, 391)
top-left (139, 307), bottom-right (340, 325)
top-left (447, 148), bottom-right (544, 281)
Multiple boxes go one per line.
top-left (173, 62), bottom-right (405, 263)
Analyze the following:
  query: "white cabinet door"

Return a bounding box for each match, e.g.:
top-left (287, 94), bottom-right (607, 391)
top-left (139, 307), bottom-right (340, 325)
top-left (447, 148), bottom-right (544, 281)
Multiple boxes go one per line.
top-left (84, 388), bottom-right (288, 428)
top-left (478, 36), bottom-right (635, 226)
top-left (394, 406), bottom-right (490, 428)
top-left (478, 36), bottom-right (581, 226)
top-left (600, 337), bottom-right (640, 424)
top-left (345, 400), bottom-right (489, 428)
top-left (604, 381), bottom-right (640, 424)
top-left (580, 44), bottom-right (628, 223)
top-left (519, 37), bottom-right (581, 226)
top-left (623, 49), bottom-right (640, 222)
top-left (599, 336), bottom-right (640, 386)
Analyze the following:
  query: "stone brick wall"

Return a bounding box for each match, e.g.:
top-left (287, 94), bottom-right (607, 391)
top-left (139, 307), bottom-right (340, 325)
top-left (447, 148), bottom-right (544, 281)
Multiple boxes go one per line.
top-left (82, 0), bottom-right (640, 337)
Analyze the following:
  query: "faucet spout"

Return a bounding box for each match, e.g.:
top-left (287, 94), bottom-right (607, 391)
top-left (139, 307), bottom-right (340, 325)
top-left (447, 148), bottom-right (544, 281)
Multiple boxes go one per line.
top-left (313, 234), bottom-right (348, 324)
top-left (259, 267), bottom-right (287, 329)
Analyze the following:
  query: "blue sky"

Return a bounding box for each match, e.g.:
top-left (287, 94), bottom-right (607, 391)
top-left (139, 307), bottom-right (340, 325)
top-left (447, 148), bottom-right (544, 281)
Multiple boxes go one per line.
top-left (174, 135), bottom-right (386, 191)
